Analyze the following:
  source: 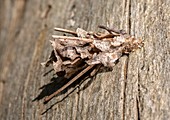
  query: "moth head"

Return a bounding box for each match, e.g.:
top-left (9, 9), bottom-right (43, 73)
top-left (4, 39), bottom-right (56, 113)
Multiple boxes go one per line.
top-left (123, 36), bottom-right (144, 54)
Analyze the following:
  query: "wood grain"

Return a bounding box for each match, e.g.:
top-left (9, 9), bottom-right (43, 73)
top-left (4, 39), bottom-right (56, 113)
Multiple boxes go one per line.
top-left (0, 0), bottom-right (169, 120)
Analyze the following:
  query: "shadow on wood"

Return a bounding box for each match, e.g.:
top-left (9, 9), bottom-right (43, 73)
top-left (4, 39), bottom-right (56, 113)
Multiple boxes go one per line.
top-left (33, 65), bottom-right (113, 114)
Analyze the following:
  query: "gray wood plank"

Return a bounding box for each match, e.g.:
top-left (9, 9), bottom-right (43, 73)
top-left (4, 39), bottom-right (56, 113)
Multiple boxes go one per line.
top-left (0, 0), bottom-right (169, 120)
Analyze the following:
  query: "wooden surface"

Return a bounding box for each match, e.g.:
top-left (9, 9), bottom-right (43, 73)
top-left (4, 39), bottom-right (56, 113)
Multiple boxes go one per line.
top-left (0, 0), bottom-right (169, 120)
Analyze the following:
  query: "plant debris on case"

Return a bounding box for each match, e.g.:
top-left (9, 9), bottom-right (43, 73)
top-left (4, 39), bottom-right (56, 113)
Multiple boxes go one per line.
top-left (41, 25), bottom-right (143, 103)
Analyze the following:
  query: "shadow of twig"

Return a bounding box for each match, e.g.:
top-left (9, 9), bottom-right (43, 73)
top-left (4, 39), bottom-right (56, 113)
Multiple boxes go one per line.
top-left (41, 75), bottom-right (96, 115)
top-left (32, 76), bottom-right (68, 102)
top-left (41, 85), bottom-right (78, 115)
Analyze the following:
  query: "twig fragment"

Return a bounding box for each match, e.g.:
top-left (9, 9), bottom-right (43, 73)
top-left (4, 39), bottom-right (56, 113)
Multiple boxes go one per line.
top-left (52, 35), bottom-right (93, 42)
top-left (54, 27), bottom-right (77, 36)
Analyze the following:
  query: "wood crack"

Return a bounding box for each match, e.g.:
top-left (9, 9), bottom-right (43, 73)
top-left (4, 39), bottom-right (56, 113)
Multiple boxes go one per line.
top-left (122, 56), bottom-right (129, 120)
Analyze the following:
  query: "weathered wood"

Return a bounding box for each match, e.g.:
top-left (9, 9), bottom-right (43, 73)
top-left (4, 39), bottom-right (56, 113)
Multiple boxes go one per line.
top-left (0, 0), bottom-right (169, 120)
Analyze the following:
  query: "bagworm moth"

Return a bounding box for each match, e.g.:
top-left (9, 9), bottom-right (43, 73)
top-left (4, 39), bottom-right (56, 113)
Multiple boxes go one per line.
top-left (41, 25), bottom-right (143, 103)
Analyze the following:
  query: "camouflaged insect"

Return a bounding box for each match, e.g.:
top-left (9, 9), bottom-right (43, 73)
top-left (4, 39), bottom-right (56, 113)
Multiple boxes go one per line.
top-left (41, 25), bottom-right (143, 103)
top-left (42, 26), bottom-right (143, 74)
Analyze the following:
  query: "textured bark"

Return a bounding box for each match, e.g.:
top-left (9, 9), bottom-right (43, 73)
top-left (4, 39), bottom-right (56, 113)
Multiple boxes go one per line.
top-left (0, 0), bottom-right (169, 120)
